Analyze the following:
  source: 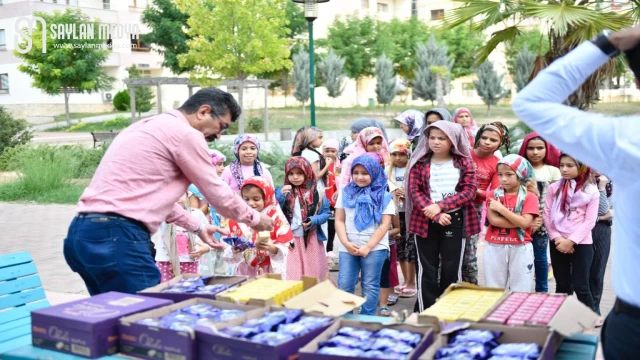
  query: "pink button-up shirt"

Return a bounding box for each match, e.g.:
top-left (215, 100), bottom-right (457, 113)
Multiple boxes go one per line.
top-left (76, 110), bottom-right (260, 234)
top-left (543, 182), bottom-right (599, 245)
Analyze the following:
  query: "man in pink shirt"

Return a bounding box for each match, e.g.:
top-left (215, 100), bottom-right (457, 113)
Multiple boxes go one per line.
top-left (63, 87), bottom-right (274, 295)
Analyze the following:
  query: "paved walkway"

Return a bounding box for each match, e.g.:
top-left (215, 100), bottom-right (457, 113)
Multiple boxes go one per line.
top-left (29, 111), bottom-right (157, 132)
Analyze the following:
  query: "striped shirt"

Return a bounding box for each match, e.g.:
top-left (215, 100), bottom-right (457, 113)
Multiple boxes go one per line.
top-left (429, 160), bottom-right (460, 204)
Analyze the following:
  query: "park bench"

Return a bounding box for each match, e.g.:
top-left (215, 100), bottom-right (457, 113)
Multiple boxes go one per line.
top-left (90, 131), bottom-right (119, 148)
top-left (0, 251), bottom-right (50, 354)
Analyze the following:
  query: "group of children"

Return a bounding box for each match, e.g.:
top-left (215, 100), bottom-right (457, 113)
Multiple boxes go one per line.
top-left (151, 106), bottom-right (612, 320)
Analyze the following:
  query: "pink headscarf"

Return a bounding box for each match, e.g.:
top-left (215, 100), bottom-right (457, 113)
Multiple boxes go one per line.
top-left (322, 139), bottom-right (339, 151)
top-left (453, 107), bottom-right (478, 143)
top-left (339, 127), bottom-right (389, 190)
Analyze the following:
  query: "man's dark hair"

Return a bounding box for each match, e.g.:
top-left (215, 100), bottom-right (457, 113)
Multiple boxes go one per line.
top-left (625, 45), bottom-right (640, 80)
top-left (179, 87), bottom-right (242, 122)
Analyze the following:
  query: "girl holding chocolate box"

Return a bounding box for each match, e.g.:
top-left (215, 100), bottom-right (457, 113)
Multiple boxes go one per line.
top-left (544, 153), bottom-right (599, 311)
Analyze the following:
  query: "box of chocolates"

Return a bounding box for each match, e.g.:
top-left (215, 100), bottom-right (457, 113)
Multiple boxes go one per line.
top-left (216, 273), bottom-right (320, 307)
top-left (482, 292), bottom-right (599, 337)
top-left (419, 283), bottom-right (506, 322)
top-left (299, 319), bottom-right (436, 360)
top-left (118, 298), bottom-right (261, 360)
top-left (196, 307), bottom-right (338, 360)
top-left (137, 274), bottom-right (248, 302)
top-left (31, 292), bottom-right (172, 359)
top-left (417, 322), bottom-right (557, 360)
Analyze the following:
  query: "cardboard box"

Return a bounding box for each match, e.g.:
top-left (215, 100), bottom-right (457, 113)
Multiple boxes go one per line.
top-left (420, 282), bottom-right (507, 322)
top-left (417, 322), bottom-right (557, 360)
top-left (283, 280), bottom-right (367, 316)
top-left (196, 306), bottom-right (336, 360)
top-left (137, 274), bottom-right (248, 302)
top-left (31, 292), bottom-right (172, 359)
top-left (480, 293), bottom-right (599, 337)
top-left (299, 319), bottom-right (435, 360)
top-left (216, 274), bottom-right (319, 307)
top-left (118, 298), bottom-right (262, 360)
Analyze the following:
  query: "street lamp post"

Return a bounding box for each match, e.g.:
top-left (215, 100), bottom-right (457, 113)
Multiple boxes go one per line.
top-left (292, 0), bottom-right (329, 127)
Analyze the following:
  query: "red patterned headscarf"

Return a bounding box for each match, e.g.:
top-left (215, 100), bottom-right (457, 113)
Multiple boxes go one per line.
top-left (284, 156), bottom-right (317, 224)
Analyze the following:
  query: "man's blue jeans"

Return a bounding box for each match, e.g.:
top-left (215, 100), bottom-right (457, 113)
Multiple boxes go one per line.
top-left (63, 214), bottom-right (161, 295)
top-left (532, 231), bottom-right (549, 293)
top-left (338, 250), bottom-right (387, 315)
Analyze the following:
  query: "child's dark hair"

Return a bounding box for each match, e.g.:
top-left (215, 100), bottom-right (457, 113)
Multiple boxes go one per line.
top-left (558, 153), bottom-right (594, 189)
top-left (474, 122), bottom-right (511, 153)
top-left (241, 184), bottom-right (264, 197)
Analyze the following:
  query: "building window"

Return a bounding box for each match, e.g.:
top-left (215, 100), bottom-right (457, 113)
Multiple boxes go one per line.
top-left (103, 0), bottom-right (110, 9)
top-left (411, 0), bottom-right (418, 16)
top-left (129, 0), bottom-right (147, 8)
top-left (0, 74), bottom-right (8, 94)
top-left (377, 2), bottom-right (388, 12)
top-left (431, 9), bottom-right (445, 20)
top-left (0, 30), bottom-right (5, 50)
top-left (131, 34), bottom-right (150, 52)
top-left (361, 0), bottom-right (369, 8)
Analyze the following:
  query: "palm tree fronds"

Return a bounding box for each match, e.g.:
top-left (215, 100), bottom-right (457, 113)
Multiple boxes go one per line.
top-left (475, 26), bottom-right (522, 64)
top-left (442, 0), bottom-right (509, 30)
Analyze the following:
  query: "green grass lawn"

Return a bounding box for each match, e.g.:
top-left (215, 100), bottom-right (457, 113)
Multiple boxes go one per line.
top-left (53, 111), bottom-right (123, 123)
top-left (0, 181), bottom-right (85, 204)
top-left (44, 102), bottom-right (638, 133)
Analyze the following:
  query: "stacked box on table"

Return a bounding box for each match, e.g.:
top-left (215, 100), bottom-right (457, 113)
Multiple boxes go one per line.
top-left (30, 292), bottom-right (172, 359)
top-left (299, 319), bottom-right (436, 360)
top-left (215, 273), bottom-right (318, 307)
top-left (118, 298), bottom-right (262, 360)
top-left (419, 282), bottom-right (507, 322)
top-left (198, 280), bottom-right (366, 360)
top-left (416, 320), bottom-right (556, 360)
top-left (137, 275), bottom-right (248, 302)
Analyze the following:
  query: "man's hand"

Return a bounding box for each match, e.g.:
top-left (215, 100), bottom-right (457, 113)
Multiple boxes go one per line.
top-left (198, 225), bottom-right (229, 249)
top-left (609, 27), bottom-right (640, 52)
top-left (250, 213), bottom-right (275, 232)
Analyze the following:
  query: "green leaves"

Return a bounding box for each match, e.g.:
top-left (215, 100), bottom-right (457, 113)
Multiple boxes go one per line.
top-left (325, 16), bottom-right (378, 80)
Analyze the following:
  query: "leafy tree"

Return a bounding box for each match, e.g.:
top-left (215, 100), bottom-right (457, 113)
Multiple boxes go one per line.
top-left (293, 51), bottom-right (310, 116)
top-left (14, 9), bottom-right (114, 125)
top-left (375, 55), bottom-right (397, 115)
top-left (474, 61), bottom-right (509, 115)
top-left (318, 50), bottom-right (346, 98)
top-left (127, 66), bottom-right (155, 119)
top-left (444, 0), bottom-right (635, 109)
top-left (142, 0), bottom-right (193, 75)
top-left (514, 46), bottom-right (536, 91)
top-left (505, 29), bottom-right (549, 79)
top-left (438, 25), bottom-right (484, 78)
top-left (325, 16), bottom-right (377, 102)
top-left (0, 107), bottom-right (32, 156)
top-left (176, 0), bottom-right (292, 133)
top-left (412, 37), bottom-right (453, 104)
top-left (113, 90), bottom-right (130, 111)
top-left (374, 17), bottom-right (432, 82)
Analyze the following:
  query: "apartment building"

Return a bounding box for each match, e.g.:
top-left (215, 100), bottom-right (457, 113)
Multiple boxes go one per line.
top-left (0, 0), bottom-right (189, 120)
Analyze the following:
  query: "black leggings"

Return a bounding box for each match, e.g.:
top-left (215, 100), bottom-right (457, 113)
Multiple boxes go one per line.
top-left (327, 206), bottom-right (335, 252)
top-left (550, 243), bottom-right (595, 311)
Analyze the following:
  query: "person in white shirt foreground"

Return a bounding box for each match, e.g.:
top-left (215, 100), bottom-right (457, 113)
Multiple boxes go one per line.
top-left (512, 26), bottom-right (640, 360)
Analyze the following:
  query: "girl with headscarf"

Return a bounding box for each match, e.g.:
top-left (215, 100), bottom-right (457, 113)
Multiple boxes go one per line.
top-left (453, 107), bottom-right (479, 149)
top-left (517, 132), bottom-right (562, 293)
top-left (188, 149), bottom-right (230, 276)
top-left (335, 153), bottom-right (395, 316)
top-left (276, 157), bottom-right (330, 282)
top-left (224, 177), bottom-right (293, 278)
top-left (484, 154), bottom-right (540, 292)
top-left (339, 127), bottom-right (390, 192)
top-left (393, 110), bottom-right (425, 151)
top-left (221, 135), bottom-right (274, 193)
top-left (385, 139), bottom-right (416, 297)
top-left (424, 107), bottom-right (452, 126)
top-left (349, 118), bottom-right (389, 142)
top-left (291, 126), bottom-right (331, 190)
top-left (405, 121), bottom-right (479, 312)
top-left (544, 153), bottom-right (599, 311)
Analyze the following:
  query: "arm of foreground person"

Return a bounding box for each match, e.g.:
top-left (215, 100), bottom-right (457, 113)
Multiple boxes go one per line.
top-left (173, 132), bottom-right (271, 231)
top-left (512, 41), bottom-right (640, 182)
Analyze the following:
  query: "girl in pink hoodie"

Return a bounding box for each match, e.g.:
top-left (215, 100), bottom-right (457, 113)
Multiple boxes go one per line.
top-left (544, 153), bottom-right (599, 311)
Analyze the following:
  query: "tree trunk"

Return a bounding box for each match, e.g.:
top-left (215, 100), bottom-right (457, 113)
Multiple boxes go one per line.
top-left (383, 104), bottom-right (387, 116)
top-left (355, 78), bottom-right (360, 106)
top-left (435, 75), bottom-right (446, 108)
top-left (487, 103), bottom-right (491, 116)
top-left (238, 79), bottom-right (245, 134)
top-left (64, 89), bottom-right (71, 125)
top-left (302, 102), bottom-right (305, 117)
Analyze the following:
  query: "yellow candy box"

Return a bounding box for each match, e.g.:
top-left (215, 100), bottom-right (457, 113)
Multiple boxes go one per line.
top-left (420, 282), bottom-right (506, 322)
top-left (216, 273), bottom-right (319, 307)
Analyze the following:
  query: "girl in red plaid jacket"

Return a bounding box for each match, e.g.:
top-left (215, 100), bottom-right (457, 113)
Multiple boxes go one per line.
top-left (405, 121), bottom-right (480, 312)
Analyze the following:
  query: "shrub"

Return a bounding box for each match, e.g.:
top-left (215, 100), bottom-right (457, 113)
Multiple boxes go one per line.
top-left (0, 106), bottom-right (32, 156)
top-left (66, 121), bottom-right (87, 132)
top-left (247, 117), bottom-right (264, 133)
top-left (0, 145), bottom-right (106, 178)
top-left (113, 90), bottom-right (131, 111)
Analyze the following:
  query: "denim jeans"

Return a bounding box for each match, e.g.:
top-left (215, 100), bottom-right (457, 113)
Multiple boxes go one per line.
top-left (531, 231), bottom-right (549, 293)
top-left (63, 214), bottom-right (161, 295)
top-left (338, 250), bottom-right (387, 315)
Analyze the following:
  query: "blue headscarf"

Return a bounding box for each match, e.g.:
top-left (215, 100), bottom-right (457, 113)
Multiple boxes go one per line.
top-left (342, 153), bottom-right (393, 232)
